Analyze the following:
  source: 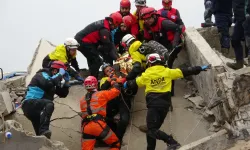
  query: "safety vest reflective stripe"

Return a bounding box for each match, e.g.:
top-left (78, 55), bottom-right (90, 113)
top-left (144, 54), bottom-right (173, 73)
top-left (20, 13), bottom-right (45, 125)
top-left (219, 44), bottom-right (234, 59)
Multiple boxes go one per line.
top-left (102, 130), bottom-right (112, 141)
top-left (82, 107), bottom-right (106, 116)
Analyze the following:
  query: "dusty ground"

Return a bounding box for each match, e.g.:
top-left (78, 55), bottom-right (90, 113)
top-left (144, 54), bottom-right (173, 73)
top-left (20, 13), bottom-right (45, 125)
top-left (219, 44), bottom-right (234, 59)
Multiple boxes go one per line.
top-left (227, 140), bottom-right (250, 150)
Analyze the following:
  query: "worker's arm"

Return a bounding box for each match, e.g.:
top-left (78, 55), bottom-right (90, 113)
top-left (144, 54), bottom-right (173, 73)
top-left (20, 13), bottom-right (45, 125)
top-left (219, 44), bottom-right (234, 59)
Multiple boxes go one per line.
top-left (71, 58), bottom-right (80, 72)
top-left (143, 28), bottom-right (152, 41)
top-left (101, 84), bottom-right (121, 101)
top-left (176, 10), bottom-right (186, 32)
top-left (161, 20), bottom-right (181, 47)
top-left (125, 71), bottom-right (146, 90)
top-left (55, 86), bottom-right (69, 98)
top-left (100, 77), bottom-right (112, 90)
top-left (40, 72), bottom-right (63, 89)
top-left (99, 29), bottom-right (119, 60)
top-left (126, 62), bottom-right (142, 80)
top-left (169, 66), bottom-right (203, 80)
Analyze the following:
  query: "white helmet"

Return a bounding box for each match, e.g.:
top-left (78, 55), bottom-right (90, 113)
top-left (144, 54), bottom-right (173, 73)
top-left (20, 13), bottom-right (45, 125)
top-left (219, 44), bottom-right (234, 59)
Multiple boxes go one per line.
top-left (121, 34), bottom-right (135, 48)
top-left (64, 38), bottom-right (79, 49)
top-left (135, 0), bottom-right (146, 6)
top-left (146, 53), bottom-right (163, 64)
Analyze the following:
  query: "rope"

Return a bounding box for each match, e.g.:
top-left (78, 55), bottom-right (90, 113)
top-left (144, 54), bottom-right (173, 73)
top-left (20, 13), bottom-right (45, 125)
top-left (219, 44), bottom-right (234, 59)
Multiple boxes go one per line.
top-left (183, 90), bottom-right (217, 143)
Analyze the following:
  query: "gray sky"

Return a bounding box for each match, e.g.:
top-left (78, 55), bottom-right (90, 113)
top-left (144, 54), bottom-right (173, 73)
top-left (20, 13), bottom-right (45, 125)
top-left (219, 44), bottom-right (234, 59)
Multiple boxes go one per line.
top-left (0, 0), bottom-right (204, 72)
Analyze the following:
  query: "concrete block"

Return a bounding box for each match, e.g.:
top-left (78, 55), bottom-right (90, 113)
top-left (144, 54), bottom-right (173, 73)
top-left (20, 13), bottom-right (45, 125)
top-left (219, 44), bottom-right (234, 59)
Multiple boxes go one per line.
top-left (25, 39), bottom-right (56, 87)
top-left (185, 27), bottom-right (226, 106)
top-left (0, 120), bottom-right (69, 150)
top-left (0, 91), bottom-right (14, 115)
top-left (0, 82), bottom-right (7, 91)
top-left (4, 76), bottom-right (25, 89)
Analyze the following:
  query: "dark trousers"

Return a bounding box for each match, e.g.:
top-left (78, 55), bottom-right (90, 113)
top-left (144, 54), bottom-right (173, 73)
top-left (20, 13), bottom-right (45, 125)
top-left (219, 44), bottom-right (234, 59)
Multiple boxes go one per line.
top-left (232, 21), bottom-right (245, 60)
top-left (22, 99), bottom-right (54, 135)
top-left (106, 95), bottom-right (131, 141)
top-left (146, 107), bottom-right (172, 150)
top-left (243, 16), bottom-right (250, 56)
top-left (215, 13), bottom-right (232, 49)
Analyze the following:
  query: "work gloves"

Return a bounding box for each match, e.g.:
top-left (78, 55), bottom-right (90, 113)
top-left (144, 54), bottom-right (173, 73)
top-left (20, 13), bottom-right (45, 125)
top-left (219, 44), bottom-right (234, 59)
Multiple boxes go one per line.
top-left (201, 64), bottom-right (211, 71)
top-left (59, 68), bottom-right (66, 76)
top-left (64, 72), bottom-right (70, 82)
top-left (75, 76), bottom-right (84, 82)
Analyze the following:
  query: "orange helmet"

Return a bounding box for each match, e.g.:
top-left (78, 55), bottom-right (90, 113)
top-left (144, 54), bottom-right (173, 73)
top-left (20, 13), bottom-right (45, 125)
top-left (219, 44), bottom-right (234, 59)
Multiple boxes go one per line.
top-left (140, 7), bottom-right (157, 19)
top-left (120, 0), bottom-right (131, 8)
top-left (51, 61), bottom-right (67, 70)
top-left (122, 15), bottom-right (133, 28)
top-left (110, 12), bottom-right (123, 27)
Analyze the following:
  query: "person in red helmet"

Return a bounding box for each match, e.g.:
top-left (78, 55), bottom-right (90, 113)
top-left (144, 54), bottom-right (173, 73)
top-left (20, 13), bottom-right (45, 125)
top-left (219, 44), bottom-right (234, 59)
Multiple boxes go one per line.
top-left (141, 7), bottom-right (182, 51)
top-left (80, 76), bottom-right (122, 150)
top-left (113, 15), bottom-right (139, 55)
top-left (120, 0), bottom-right (131, 16)
top-left (22, 61), bottom-right (70, 139)
top-left (133, 0), bottom-right (147, 41)
top-left (75, 12), bottom-right (123, 79)
top-left (158, 0), bottom-right (186, 33)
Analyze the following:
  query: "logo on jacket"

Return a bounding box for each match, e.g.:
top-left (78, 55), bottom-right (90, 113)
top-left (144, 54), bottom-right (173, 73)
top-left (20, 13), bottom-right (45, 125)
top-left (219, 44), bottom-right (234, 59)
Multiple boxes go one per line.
top-left (171, 15), bottom-right (176, 20)
top-left (151, 77), bottom-right (165, 86)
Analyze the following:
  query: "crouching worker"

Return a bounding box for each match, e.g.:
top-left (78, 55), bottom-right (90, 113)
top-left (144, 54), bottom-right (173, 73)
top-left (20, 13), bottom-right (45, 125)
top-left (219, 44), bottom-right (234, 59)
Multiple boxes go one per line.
top-left (22, 61), bottom-right (70, 139)
top-left (42, 38), bottom-right (84, 82)
top-left (80, 76), bottom-right (122, 150)
top-left (124, 53), bottom-right (211, 150)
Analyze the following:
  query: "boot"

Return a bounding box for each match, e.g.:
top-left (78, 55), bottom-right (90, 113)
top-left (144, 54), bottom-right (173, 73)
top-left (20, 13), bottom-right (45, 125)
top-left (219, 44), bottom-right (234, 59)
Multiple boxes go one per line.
top-left (226, 60), bottom-right (244, 70)
top-left (138, 125), bottom-right (148, 133)
top-left (166, 135), bottom-right (181, 150)
top-left (40, 130), bottom-right (52, 139)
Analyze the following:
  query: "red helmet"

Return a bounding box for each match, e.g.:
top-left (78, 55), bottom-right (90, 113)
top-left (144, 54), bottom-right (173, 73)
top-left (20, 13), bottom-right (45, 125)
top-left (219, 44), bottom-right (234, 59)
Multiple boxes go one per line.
top-left (122, 15), bottom-right (133, 28)
top-left (120, 0), bottom-right (131, 8)
top-left (51, 61), bottom-right (67, 70)
top-left (110, 12), bottom-right (123, 27)
top-left (162, 0), bottom-right (172, 8)
top-left (140, 7), bottom-right (157, 19)
top-left (84, 76), bottom-right (98, 90)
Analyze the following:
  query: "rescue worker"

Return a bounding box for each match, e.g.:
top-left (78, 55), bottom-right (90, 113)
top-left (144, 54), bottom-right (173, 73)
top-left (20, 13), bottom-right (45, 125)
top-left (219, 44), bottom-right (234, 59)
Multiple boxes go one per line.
top-left (80, 76), bottom-right (122, 150)
top-left (213, 0), bottom-right (233, 55)
top-left (124, 53), bottom-right (211, 150)
top-left (204, 0), bottom-right (215, 24)
top-left (244, 0), bottom-right (250, 65)
top-left (113, 16), bottom-right (138, 55)
top-left (22, 61), bottom-right (70, 139)
top-left (42, 38), bottom-right (84, 81)
top-left (141, 7), bottom-right (182, 51)
top-left (100, 63), bottom-right (134, 143)
top-left (133, 0), bottom-right (147, 41)
top-left (74, 12), bottom-right (123, 79)
top-left (227, 0), bottom-right (247, 69)
top-left (121, 34), bottom-right (168, 80)
top-left (157, 0), bottom-right (186, 33)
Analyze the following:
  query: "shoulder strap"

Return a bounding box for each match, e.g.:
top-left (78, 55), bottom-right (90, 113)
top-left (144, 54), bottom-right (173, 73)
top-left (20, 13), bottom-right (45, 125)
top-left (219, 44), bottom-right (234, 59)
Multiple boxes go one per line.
top-left (85, 91), bottom-right (95, 115)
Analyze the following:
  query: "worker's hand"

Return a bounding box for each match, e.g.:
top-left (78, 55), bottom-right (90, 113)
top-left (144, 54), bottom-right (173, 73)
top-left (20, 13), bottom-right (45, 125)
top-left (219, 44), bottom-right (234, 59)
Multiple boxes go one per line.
top-left (63, 72), bottom-right (70, 82)
top-left (201, 64), bottom-right (212, 71)
top-left (117, 78), bottom-right (126, 84)
top-left (59, 68), bottom-right (66, 76)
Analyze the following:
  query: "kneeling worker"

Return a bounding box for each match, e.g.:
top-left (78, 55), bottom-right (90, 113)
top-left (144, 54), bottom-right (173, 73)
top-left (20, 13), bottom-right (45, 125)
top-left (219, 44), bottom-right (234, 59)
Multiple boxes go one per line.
top-left (80, 76), bottom-right (122, 150)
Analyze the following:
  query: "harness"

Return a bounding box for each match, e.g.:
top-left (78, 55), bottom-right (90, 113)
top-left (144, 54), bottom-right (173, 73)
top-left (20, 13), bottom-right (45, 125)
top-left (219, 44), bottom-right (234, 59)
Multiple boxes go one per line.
top-left (81, 91), bottom-right (120, 148)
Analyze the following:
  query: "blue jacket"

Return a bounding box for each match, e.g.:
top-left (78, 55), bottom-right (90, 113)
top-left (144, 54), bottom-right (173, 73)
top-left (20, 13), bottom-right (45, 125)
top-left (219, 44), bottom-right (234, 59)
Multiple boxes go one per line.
top-left (25, 68), bottom-right (69, 101)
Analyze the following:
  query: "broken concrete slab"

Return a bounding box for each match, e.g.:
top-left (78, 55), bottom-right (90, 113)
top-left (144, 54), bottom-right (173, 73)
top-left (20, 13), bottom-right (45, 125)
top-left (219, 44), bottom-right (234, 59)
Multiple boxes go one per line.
top-left (0, 120), bottom-right (68, 150)
top-left (187, 96), bottom-right (204, 109)
top-left (185, 27), bottom-right (226, 107)
top-left (4, 76), bottom-right (25, 89)
top-left (25, 39), bottom-right (56, 87)
top-left (0, 91), bottom-right (14, 116)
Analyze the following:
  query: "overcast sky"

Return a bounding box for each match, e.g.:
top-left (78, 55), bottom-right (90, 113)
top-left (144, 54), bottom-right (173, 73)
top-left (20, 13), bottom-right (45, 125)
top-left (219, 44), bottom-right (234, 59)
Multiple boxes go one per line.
top-left (0, 0), bottom-right (204, 72)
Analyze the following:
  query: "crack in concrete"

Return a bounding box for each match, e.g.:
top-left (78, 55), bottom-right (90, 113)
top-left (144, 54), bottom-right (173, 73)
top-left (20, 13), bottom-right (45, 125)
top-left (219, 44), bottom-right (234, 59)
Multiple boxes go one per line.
top-left (50, 114), bottom-right (79, 122)
top-left (54, 101), bottom-right (80, 114)
top-left (50, 124), bottom-right (81, 134)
